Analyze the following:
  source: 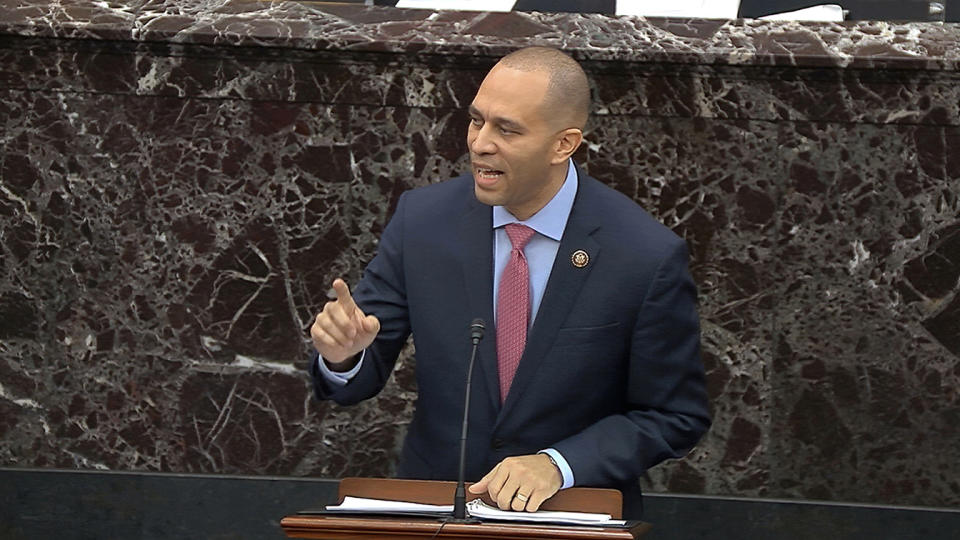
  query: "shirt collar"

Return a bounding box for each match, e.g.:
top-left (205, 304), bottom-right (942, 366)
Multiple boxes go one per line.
top-left (492, 159), bottom-right (578, 241)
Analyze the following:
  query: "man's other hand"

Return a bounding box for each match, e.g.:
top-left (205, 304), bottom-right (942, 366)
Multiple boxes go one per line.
top-left (310, 279), bottom-right (380, 368)
top-left (468, 454), bottom-right (563, 512)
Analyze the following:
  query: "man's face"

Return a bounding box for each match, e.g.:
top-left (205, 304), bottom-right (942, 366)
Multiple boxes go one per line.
top-left (467, 64), bottom-right (564, 220)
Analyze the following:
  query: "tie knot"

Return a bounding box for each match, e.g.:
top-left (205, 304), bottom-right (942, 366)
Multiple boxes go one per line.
top-left (505, 223), bottom-right (536, 250)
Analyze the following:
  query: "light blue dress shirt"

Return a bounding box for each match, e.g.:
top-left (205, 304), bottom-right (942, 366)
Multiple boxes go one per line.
top-left (319, 160), bottom-right (579, 489)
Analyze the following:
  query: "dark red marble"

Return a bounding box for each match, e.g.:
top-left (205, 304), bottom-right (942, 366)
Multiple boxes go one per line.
top-left (1, 0), bottom-right (958, 509)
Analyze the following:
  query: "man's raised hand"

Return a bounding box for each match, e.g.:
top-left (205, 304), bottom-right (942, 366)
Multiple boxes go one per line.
top-left (310, 279), bottom-right (380, 369)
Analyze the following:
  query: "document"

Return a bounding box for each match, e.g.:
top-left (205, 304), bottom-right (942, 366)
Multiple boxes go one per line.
top-left (327, 496), bottom-right (453, 513)
top-left (325, 496), bottom-right (626, 526)
top-left (466, 499), bottom-right (627, 526)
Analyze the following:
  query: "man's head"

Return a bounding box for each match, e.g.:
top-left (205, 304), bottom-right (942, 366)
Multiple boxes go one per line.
top-left (467, 47), bottom-right (590, 220)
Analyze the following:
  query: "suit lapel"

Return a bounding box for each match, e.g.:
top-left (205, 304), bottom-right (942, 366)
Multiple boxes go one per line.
top-left (458, 199), bottom-right (500, 413)
top-left (495, 176), bottom-right (602, 426)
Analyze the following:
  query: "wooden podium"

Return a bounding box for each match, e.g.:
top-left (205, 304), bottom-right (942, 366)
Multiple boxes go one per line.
top-left (281, 478), bottom-right (651, 539)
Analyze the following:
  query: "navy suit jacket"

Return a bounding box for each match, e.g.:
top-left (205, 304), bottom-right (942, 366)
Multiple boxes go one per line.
top-left (311, 164), bottom-right (710, 518)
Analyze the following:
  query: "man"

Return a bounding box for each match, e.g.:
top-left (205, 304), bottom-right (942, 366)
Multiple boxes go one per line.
top-left (309, 47), bottom-right (710, 518)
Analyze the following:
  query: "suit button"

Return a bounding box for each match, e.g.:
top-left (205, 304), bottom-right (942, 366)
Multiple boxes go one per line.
top-left (491, 438), bottom-right (505, 450)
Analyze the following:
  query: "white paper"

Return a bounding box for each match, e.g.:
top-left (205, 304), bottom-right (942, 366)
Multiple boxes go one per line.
top-left (758, 4), bottom-right (844, 21)
top-left (616, 0), bottom-right (741, 19)
top-left (396, 0), bottom-right (517, 11)
top-left (327, 496), bottom-right (453, 513)
top-left (326, 496), bottom-right (627, 526)
top-left (466, 499), bottom-right (627, 526)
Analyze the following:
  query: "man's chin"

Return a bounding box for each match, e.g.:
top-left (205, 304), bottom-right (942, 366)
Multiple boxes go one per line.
top-left (473, 184), bottom-right (501, 207)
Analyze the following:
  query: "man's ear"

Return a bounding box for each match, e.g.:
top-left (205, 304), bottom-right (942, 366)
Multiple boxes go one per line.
top-left (552, 128), bottom-right (583, 164)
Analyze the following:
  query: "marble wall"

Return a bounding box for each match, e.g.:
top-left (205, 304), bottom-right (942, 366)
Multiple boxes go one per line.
top-left (1, 0), bottom-right (958, 508)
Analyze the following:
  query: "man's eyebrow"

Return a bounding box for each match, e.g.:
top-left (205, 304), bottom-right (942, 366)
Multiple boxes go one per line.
top-left (495, 117), bottom-right (524, 131)
top-left (467, 106), bottom-right (524, 131)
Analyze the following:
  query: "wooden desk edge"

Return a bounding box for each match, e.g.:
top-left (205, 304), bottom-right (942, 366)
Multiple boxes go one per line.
top-left (281, 514), bottom-right (651, 539)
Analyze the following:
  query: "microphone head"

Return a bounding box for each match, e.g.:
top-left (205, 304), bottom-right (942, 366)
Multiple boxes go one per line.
top-left (470, 318), bottom-right (485, 342)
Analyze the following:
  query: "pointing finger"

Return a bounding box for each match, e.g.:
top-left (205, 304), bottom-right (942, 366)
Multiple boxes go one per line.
top-left (331, 279), bottom-right (358, 312)
top-left (326, 299), bottom-right (358, 340)
top-left (468, 464), bottom-right (497, 494)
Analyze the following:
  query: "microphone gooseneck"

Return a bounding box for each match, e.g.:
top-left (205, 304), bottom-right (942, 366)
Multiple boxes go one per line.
top-left (453, 318), bottom-right (485, 521)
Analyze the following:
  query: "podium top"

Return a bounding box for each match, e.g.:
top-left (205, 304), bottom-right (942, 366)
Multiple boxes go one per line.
top-left (338, 477), bottom-right (625, 519)
top-left (281, 478), bottom-right (648, 539)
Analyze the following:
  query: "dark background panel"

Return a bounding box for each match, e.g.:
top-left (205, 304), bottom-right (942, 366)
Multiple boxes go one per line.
top-left (3, 469), bottom-right (960, 540)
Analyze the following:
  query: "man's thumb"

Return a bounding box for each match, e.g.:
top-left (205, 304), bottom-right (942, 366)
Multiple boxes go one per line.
top-left (361, 314), bottom-right (380, 336)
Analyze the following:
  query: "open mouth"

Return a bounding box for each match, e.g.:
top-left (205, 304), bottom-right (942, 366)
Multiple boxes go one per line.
top-left (475, 167), bottom-right (503, 180)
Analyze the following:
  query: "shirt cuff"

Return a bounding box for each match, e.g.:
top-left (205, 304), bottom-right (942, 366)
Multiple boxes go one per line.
top-left (539, 448), bottom-right (574, 490)
top-left (315, 350), bottom-right (365, 386)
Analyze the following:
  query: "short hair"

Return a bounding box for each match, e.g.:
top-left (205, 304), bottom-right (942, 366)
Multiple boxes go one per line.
top-left (498, 47), bottom-right (590, 130)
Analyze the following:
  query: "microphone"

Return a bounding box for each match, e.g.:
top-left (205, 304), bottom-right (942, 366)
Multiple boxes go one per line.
top-left (452, 318), bottom-right (485, 521)
top-left (470, 319), bottom-right (484, 344)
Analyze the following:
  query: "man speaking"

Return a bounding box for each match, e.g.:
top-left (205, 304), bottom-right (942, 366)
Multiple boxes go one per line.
top-left (308, 46), bottom-right (710, 519)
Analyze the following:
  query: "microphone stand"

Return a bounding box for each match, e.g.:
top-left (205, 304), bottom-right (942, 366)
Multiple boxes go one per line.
top-left (451, 319), bottom-right (484, 523)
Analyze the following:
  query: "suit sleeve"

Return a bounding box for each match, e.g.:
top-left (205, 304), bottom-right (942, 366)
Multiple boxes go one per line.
top-left (309, 193), bottom-right (412, 406)
top-left (551, 240), bottom-right (711, 487)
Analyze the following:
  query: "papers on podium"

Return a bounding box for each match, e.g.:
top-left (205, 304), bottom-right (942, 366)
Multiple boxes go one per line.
top-left (328, 496), bottom-right (453, 514)
top-left (465, 499), bottom-right (627, 526)
top-left (326, 496), bottom-right (627, 526)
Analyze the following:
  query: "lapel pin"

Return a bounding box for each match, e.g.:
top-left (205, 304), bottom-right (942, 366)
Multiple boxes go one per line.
top-left (571, 249), bottom-right (589, 268)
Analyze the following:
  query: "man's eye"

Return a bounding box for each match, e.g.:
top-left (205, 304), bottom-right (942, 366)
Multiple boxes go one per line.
top-left (470, 117), bottom-right (482, 126)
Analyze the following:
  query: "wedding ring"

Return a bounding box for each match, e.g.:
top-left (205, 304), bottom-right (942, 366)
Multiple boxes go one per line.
top-left (515, 493), bottom-right (529, 503)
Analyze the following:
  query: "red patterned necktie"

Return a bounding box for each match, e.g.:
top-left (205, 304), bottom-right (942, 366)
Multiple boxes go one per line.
top-left (497, 223), bottom-right (536, 403)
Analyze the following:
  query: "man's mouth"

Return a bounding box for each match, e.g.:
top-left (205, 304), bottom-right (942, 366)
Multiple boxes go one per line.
top-left (475, 167), bottom-right (503, 180)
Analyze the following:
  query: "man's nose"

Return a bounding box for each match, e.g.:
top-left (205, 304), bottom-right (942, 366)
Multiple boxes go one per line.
top-left (469, 125), bottom-right (496, 155)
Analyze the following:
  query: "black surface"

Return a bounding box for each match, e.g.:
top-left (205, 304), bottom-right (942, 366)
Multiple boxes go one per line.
top-left (3, 468), bottom-right (960, 539)
top-left (514, 0), bottom-right (616, 14)
top-left (0, 468), bottom-right (340, 540)
top-left (643, 492), bottom-right (960, 540)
